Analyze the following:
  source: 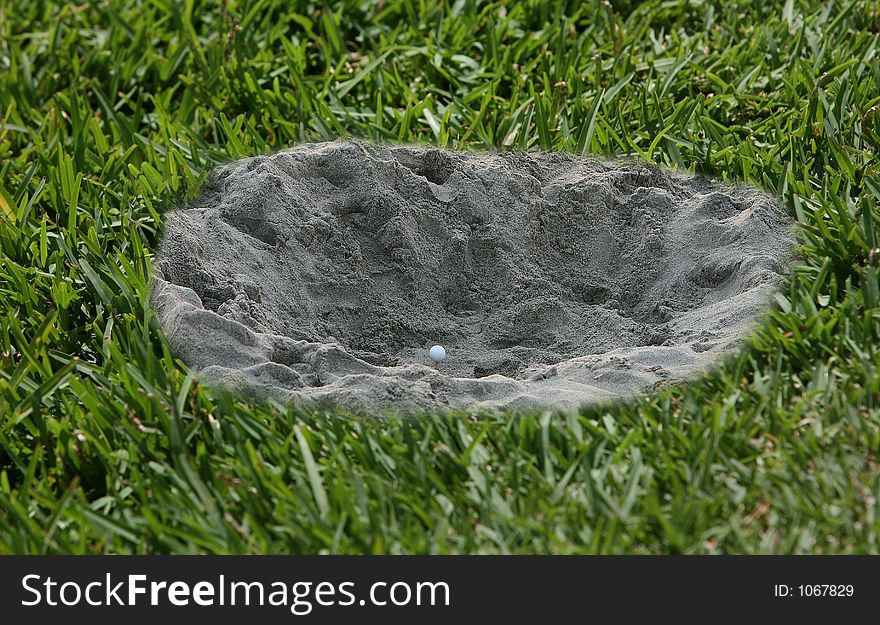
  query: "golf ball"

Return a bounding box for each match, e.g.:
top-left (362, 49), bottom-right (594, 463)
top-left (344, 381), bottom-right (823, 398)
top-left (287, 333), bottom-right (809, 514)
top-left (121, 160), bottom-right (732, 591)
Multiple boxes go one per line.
top-left (429, 345), bottom-right (447, 363)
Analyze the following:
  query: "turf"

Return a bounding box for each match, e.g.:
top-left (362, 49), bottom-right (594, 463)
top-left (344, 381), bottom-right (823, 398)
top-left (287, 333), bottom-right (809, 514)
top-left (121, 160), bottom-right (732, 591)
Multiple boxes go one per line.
top-left (1, 0), bottom-right (879, 554)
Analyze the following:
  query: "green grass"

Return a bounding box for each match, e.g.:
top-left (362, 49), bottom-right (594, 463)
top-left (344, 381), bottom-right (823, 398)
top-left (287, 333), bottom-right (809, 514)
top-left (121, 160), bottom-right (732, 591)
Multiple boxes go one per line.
top-left (1, 0), bottom-right (879, 554)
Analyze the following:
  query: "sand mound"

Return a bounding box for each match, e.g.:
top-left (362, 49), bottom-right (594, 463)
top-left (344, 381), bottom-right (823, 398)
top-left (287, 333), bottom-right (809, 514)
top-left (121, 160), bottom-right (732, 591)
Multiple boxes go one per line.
top-left (152, 141), bottom-right (794, 412)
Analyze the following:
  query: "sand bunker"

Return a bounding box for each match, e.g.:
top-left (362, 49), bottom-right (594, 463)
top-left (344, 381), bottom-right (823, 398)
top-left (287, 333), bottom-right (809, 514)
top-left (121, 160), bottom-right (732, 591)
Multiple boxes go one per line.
top-left (152, 141), bottom-right (794, 412)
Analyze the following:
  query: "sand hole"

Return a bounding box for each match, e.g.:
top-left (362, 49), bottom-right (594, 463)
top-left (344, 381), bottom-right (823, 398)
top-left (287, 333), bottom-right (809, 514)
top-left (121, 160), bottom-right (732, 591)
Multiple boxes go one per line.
top-left (152, 141), bottom-right (794, 412)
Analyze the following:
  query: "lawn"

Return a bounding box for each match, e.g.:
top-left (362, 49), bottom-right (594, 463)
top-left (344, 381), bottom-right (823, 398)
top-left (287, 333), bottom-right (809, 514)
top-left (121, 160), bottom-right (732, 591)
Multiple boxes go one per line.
top-left (1, 0), bottom-right (879, 554)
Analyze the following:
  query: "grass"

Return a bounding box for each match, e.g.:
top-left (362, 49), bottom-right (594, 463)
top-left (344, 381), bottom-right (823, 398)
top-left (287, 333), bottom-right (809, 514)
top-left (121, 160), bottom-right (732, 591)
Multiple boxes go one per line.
top-left (0, 0), bottom-right (879, 554)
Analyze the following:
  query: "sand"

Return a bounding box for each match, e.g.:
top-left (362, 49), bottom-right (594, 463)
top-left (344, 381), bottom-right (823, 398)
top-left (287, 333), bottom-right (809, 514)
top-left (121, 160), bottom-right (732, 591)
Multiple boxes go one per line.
top-left (151, 140), bottom-right (795, 413)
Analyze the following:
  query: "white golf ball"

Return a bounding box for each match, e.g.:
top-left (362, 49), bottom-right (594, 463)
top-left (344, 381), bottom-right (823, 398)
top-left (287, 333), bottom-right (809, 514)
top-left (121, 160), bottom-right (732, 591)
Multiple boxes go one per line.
top-left (429, 345), bottom-right (446, 363)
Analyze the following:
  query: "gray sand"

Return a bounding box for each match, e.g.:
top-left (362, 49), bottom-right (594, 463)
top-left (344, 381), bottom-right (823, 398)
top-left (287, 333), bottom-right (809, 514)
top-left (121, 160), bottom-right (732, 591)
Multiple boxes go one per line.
top-left (151, 141), bottom-right (794, 413)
